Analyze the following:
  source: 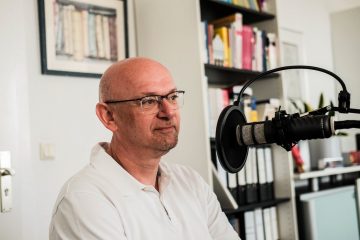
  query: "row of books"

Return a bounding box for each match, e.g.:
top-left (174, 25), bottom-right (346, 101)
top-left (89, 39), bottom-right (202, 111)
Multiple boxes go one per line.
top-left (229, 207), bottom-right (279, 240)
top-left (220, 0), bottom-right (268, 12)
top-left (207, 86), bottom-right (280, 138)
top-left (216, 146), bottom-right (275, 205)
top-left (54, 1), bottom-right (118, 62)
top-left (201, 12), bottom-right (278, 71)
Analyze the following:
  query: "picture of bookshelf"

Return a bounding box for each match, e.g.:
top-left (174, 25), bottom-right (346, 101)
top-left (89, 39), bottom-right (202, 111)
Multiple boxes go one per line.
top-left (38, 0), bottom-right (128, 77)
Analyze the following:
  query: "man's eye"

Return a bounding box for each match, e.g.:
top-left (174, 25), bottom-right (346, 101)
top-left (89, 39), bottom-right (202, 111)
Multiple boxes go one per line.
top-left (168, 94), bottom-right (178, 101)
top-left (142, 98), bottom-right (157, 106)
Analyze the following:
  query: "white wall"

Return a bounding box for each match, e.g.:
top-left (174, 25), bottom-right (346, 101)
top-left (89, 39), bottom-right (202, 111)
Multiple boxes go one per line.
top-left (277, 0), bottom-right (337, 107)
top-left (1, 0), bottom-right (137, 239)
top-left (331, 7), bottom-right (360, 152)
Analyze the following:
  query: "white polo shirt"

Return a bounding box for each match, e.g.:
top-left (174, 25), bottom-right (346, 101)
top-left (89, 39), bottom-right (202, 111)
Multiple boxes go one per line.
top-left (49, 143), bottom-right (240, 240)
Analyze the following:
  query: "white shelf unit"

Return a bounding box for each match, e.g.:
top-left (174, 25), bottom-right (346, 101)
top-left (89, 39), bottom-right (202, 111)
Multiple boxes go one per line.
top-left (134, 0), bottom-right (298, 239)
top-left (294, 165), bottom-right (360, 180)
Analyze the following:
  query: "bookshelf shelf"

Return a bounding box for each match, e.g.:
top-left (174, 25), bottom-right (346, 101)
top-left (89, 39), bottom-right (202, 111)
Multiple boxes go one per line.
top-left (205, 64), bottom-right (279, 87)
top-left (200, 0), bottom-right (275, 23)
top-left (294, 165), bottom-right (360, 180)
top-left (224, 197), bottom-right (290, 215)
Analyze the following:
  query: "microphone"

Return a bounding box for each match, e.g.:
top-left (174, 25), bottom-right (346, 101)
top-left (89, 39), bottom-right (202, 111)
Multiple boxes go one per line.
top-left (236, 112), bottom-right (334, 148)
top-left (215, 106), bottom-right (335, 173)
top-left (214, 65), bottom-right (360, 173)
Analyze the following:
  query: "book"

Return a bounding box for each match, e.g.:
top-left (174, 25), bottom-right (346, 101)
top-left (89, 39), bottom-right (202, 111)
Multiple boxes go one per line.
top-left (95, 14), bottom-right (105, 58)
top-left (248, 0), bottom-right (260, 11)
top-left (244, 211), bottom-right (256, 240)
top-left (63, 5), bottom-right (75, 55)
top-left (201, 21), bottom-right (209, 64)
top-left (207, 23), bottom-right (215, 64)
top-left (266, 33), bottom-right (278, 69)
top-left (242, 25), bottom-right (253, 70)
top-left (264, 147), bottom-right (274, 199)
top-left (102, 15), bottom-right (111, 60)
top-left (254, 208), bottom-right (265, 240)
top-left (253, 27), bottom-right (263, 71)
top-left (211, 13), bottom-right (243, 68)
top-left (237, 168), bottom-right (246, 205)
top-left (88, 13), bottom-right (97, 57)
top-left (256, 147), bottom-right (268, 201)
top-left (207, 88), bottom-right (230, 137)
top-left (263, 208), bottom-right (273, 240)
top-left (214, 27), bottom-right (230, 67)
top-left (245, 147), bottom-right (258, 203)
top-left (81, 10), bottom-right (89, 58)
top-left (55, 3), bottom-right (64, 54)
top-left (270, 206), bottom-right (279, 239)
top-left (72, 10), bottom-right (84, 61)
top-left (211, 163), bottom-right (238, 210)
top-left (108, 17), bottom-right (118, 61)
top-left (212, 34), bottom-right (224, 66)
top-left (227, 172), bottom-right (238, 202)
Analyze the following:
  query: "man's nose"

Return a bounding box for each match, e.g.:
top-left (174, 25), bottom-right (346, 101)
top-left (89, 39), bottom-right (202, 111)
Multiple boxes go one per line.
top-left (158, 99), bottom-right (176, 117)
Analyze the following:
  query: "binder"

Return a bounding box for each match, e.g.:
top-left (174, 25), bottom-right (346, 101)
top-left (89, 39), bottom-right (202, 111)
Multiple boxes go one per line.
top-left (227, 172), bottom-right (238, 202)
top-left (263, 208), bottom-right (273, 240)
top-left (254, 208), bottom-right (265, 240)
top-left (237, 168), bottom-right (246, 205)
top-left (245, 147), bottom-right (258, 203)
top-left (270, 206), bottom-right (279, 240)
top-left (256, 147), bottom-right (268, 201)
top-left (244, 211), bottom-right (256, 240)
top-left (264, 147), bottom-right (274, 199)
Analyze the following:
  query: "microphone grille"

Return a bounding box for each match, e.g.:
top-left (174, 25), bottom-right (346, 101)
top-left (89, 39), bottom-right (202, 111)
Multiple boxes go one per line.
top-left (241, 123), bottom-right (267, 146)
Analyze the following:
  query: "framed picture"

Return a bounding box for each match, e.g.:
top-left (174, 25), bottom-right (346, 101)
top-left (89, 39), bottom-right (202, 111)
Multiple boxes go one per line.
top-left (279, 28), bottom-right (307, 100)
top-left (38, 0), bottom-right (128, 78)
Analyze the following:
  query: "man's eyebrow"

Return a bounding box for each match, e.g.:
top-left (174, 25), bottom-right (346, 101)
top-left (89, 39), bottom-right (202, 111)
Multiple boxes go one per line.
top-left (140, 88), bottom-right (178, 96)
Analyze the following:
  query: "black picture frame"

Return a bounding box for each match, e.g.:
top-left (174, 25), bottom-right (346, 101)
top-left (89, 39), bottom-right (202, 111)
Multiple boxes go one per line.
top-left (38, 0), bottom-right (129, 78)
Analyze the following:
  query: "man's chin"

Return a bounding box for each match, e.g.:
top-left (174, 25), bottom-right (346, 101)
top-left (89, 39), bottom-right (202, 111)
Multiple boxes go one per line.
top-left (156, 138), bottom-right (178, 152)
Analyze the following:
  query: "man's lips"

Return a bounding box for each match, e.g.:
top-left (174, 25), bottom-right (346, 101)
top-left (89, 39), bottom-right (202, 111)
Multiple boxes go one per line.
top-left (154, 126), bottom-right (176, 132)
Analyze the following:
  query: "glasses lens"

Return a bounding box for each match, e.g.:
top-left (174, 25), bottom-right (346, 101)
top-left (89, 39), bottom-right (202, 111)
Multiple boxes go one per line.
top-left (140, 91), bottom-right (184, 114)
top-left (167, 91), bottom-right (184, 109)
top-left (140, 96), bottom-right (159, 112)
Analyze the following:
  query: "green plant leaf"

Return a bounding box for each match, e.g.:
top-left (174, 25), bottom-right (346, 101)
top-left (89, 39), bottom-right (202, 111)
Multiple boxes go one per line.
top-left (318, 92), bottom-right (324, 109)
top-left (304, 102), bottom-right (312, 112)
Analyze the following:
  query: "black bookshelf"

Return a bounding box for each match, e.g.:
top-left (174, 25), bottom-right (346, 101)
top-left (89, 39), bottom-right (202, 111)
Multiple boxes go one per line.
top-left (200, 0), bottom-right (276, 23)
top-left (205, 64), bottom-right (279, 87)
top-left (224, 197), bottom-right (290, 215)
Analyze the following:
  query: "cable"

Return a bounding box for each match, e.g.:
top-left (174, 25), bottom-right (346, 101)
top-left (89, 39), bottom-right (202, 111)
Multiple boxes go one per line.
top-left (236, 65), bottom-right (347, 105)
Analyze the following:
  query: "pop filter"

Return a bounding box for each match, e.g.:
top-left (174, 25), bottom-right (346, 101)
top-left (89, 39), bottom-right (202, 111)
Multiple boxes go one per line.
top-left (215, 105), bottom-right (248, 173)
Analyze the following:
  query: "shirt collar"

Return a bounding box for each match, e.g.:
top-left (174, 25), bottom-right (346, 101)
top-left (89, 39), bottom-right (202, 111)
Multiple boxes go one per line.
top-left (89, 142), bottom-right (172, 196)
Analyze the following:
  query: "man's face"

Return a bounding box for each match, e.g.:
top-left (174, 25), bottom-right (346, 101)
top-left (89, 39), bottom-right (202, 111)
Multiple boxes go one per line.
top-left (111, 65), bottom-right (180, 156)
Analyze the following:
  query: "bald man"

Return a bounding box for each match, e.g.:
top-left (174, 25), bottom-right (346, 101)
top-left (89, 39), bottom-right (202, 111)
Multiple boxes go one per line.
top-left (49, 57), bottom-right (240, 240)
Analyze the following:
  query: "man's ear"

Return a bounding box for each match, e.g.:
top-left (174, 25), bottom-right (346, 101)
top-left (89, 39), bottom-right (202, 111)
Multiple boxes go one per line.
top-left (96, 103), bottom-right (118, 132)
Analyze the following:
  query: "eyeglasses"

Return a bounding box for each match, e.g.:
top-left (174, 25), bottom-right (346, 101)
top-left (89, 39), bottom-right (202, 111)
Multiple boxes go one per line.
top-left (104, 90), bottom-right (185, 114)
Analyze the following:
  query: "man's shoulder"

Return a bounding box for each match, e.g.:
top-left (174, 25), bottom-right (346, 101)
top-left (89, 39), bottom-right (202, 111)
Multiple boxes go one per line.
top-left (160, 162), bottom-right (205, 184)
top-left (57, 165), bottom-right (106, 198)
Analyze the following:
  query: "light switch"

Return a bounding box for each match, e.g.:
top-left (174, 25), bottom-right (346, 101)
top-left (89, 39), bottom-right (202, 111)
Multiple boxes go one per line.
top-left (40, 143), bottom-right (55, 160)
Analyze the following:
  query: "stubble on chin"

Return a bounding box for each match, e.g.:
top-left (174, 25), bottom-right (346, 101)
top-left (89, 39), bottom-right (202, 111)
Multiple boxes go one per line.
top-left (153, 129), bottom-right (179, 152)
